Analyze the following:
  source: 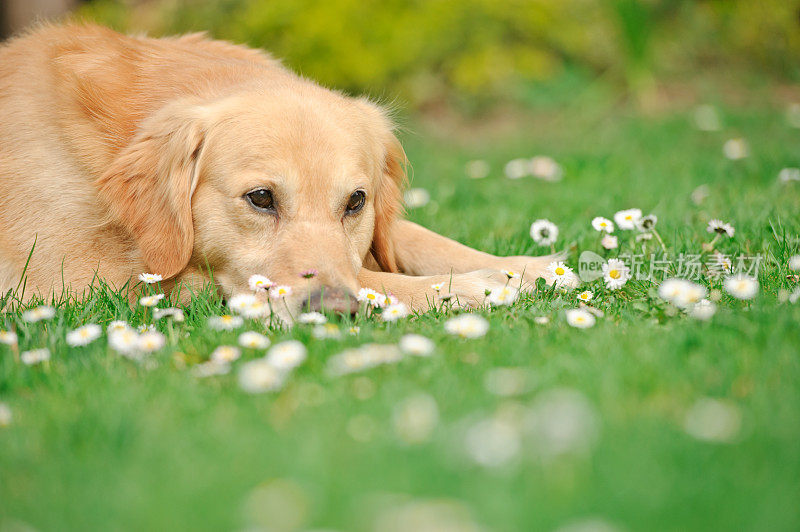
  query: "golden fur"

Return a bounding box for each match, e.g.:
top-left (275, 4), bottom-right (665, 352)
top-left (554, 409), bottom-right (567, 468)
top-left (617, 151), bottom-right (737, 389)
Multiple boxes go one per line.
top-left (0, 23), bottom-right (559, 318)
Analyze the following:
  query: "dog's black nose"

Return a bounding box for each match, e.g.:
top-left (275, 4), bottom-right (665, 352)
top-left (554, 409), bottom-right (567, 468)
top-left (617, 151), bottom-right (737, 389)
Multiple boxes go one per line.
top-left (307, 288), bottom-right (359, 315)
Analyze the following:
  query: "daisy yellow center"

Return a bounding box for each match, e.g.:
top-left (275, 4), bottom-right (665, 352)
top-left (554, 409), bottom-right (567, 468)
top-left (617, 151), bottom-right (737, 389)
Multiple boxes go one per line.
top-left (555, 267), bottom-right (565, 275)
top-left (625, 215), bottom-right (632, 221)
top-left (580, 294), bottom-right (588, 300)
top-left (366, 293), bottom-right (376, 300)
top-left (575, 316), bottom-right (585, 323)
top-left (80, 330), bottom-right (90, 337)
top-left (609, 269), bottom-right (620, 279)
top-left (600, 222), bottom-right (607, 227)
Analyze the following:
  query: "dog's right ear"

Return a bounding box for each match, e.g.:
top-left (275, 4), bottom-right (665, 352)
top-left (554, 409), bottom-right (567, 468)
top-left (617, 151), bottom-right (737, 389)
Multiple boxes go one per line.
top-left (96, 101), bottom-right (208, 279)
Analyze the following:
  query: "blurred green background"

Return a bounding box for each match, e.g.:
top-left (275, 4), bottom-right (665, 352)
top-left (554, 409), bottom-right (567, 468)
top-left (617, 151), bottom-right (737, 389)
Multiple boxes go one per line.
top-left (6, 0), bottom-right (794, 118)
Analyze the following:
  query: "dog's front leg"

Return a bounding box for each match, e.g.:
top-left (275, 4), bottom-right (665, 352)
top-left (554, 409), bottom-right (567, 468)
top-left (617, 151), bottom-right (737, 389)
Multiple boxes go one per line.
top-left (390, 220), bottom-right (565, 288)
top-left (357, 267), bottom-right (509, 311)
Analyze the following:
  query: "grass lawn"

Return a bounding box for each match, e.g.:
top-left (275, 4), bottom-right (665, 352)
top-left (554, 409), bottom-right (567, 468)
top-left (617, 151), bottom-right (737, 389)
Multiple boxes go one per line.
top-left (1, 103), bottom-right (799, 531)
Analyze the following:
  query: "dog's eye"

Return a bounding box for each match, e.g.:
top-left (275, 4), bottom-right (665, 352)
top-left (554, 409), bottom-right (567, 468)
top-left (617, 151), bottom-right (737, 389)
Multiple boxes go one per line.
top-left (345, 190), bottom-right (366, 215)
top-left (246, 189), bottom-right (275, 212)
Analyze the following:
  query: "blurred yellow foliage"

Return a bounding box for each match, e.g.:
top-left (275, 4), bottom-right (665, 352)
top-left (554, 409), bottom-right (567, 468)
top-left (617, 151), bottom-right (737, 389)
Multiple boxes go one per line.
top-left (77, 0), bottom-right (800, 108)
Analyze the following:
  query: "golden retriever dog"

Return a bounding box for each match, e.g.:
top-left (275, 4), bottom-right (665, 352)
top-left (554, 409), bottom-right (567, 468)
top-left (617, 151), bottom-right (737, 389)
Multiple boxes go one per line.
top-left (0, 23), bottom-right (560, 318)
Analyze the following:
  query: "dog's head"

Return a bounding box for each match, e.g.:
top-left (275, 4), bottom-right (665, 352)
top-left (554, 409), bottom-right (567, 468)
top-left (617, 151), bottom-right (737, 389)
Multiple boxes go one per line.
top-left (96, 88), bottom-right (405, 316)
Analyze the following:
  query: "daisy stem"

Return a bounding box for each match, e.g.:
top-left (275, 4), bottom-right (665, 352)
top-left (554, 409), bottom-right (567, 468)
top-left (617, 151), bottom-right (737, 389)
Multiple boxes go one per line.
top-left (282, 298), bottom-right (294, 323)
top-left (167, 320), bottom-right (176, 346)
top-left (652, 229), bottom-right (667, 253)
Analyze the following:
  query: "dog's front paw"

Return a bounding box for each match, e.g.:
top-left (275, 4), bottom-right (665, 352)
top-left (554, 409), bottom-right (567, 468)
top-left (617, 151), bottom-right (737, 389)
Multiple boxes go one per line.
top-left (496, 254), bottom-right (580, 290)
top-left (424, 269), bottom-right (510, 309)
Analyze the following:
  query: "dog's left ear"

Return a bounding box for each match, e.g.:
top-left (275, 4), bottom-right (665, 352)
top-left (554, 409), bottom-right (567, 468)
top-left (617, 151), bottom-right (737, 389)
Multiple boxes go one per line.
top-left (371, 133), bottom-right (406, 273)
top-left (96, 101), bottom-right (208, 279)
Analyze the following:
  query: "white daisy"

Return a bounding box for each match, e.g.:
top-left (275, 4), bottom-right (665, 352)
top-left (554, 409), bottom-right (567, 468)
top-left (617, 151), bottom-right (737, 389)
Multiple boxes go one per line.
top-left (602, 258), bottom-right (630, 290)
top-left (138, 273), bottom-right (163, 284)
top-left (0, 330), bottom-right (18, 345)
top-left (21, 305), bottom-right (56, 323)
top-left (211, 345), bottom-right (242, 364)
top-left (228, 293), bottom-right (257, 313)
top-left (601, 235), bottom-right (618, 250)
top-left (488, 285), bottom-right (519, 306)
top-left (707, 252), bottom-right (733, 278)
top-left (392, 393), bottom-right (439, 444)
top-left (724, 275), bottom-right (759, 300)
top-left (238, 359), bottom-right (285, 393)
top-left (107, 320), bottom-right (131, 334)
top-left (266, 340), bottom-right (307, 371)
top-left (534, 316), bottom-right (550, 325)
top-left (430, 282), bottom-right (444, 292)
top-left (693, 104), bottom-right (722, 131)
top-left (529, 156), bottom-right (563, 181)
top-left (778, 168), bottom-right (800, 183)
top-left (20, 348), bottom-right (50, 365)
top-left (464, 416), bottom-right (522, 467)
top-left (504, 158), bottom-right (529, 179)
top-left (546, 261), bottom-right (578, 288)
top-left (248, 274), bottom-right (273, 291)
top-left (684, 398), bottom-right (741, 443)
top-left (444, 314), bottom-right (489, 339)
top-left (688, 299), bottom-right (716, 321)
top-left (399, 334), bottom-right (435, 356)
top-left (108, 328), bottom-right (139, 355)
top-left (723, 138), bottom-right (748, 160)
top-left (530, 219), bottom-right (558, 246)
top-left (789, 287), bottom-right (800, 304)
top-left (313, 323), bottom-right (342, 339)
top-left (139, 294), bottom-right (165, 307)
top-left (153, 307), bottom-right (184, 322)
top-left (208, 314), bottom-right (244, 331)
top-left (298, 312), bottom-right (327, 325)
top-left (565, 308), bottom-right (596, 329)
top-left (356, 287), bottom-right (384, 307)
top-left (66, 324), bottom-right (102, 347)
top-left (138, 331), bottom-right (166, 353)
top-left (465, 159), bottom-right (490, 179)
top-left (790, 255), bottom-right (800, 271)
top-left (269, 285), bottom-right (293, 300)
top-left (636, 214), bottom-right (658, 232)
top-left (788, 103), bottom-right (800, 128)
top-left (577, 290), bottom-right (593, 302)
top-left (137, 324), bottom-right (155, 334)
top-left (501, 269), bottom-right (520, 279)
top-left (613, 208), bottom-right (642, 230)
top-left (228, 293), bottom-right (269, 318)
top-left (673, 282), bottom-right (708, 309)
top-left (238, 331), bottom-right (270, 350)
top-left (707, 219), bottom-right (735, 238)
top-left (403, 188), bottom-right (430, 208)
top-left (379, 294), bottom-right (398, 307)
top-left (0, 403), bottom-right (11, 427)
top-left (326, 344), bottom-right (404, 376)
top-left (591, 217), bottom-right (614, 233)
top-left (658, 278), bottom-right (692, 303)
top-left (382, 303), bottom-right (409, 322)
top-left (347, 326), bottom-right (360, 335)
top-left (191, 361), bottom-right (231, 378)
